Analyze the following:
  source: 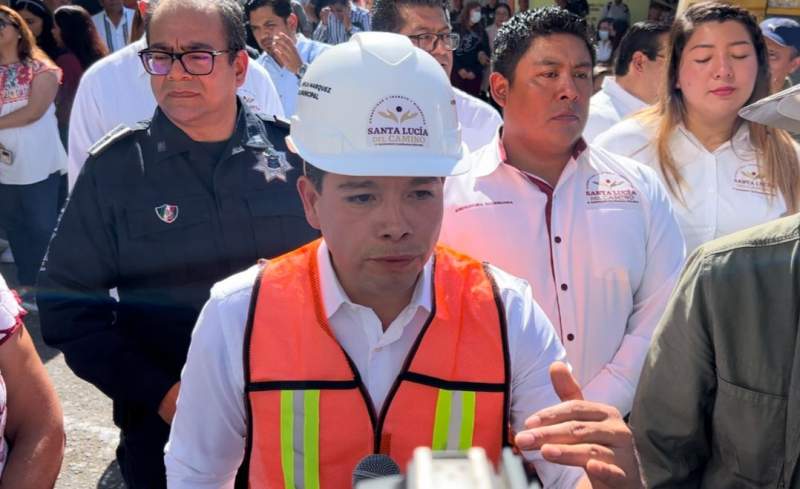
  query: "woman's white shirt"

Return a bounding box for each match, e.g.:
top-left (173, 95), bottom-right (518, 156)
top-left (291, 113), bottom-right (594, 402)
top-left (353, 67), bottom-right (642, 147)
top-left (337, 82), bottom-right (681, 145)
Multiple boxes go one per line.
top-left (0, 60), bottom-right (66, 185)
top-left (595, 118), bottom-right (788, 253)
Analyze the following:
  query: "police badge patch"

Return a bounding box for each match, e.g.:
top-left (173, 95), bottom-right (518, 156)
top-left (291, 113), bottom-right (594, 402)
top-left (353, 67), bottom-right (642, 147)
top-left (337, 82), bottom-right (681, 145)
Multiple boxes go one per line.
top-left (155, 204), bottom-right (179, 224)
top-left (253, 149), bottom-right (293, 183)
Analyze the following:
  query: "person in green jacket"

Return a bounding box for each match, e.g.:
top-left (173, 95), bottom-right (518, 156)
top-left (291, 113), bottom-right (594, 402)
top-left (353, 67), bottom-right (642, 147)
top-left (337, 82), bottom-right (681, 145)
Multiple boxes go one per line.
top-left (632, 81), bottom-right (800, 488)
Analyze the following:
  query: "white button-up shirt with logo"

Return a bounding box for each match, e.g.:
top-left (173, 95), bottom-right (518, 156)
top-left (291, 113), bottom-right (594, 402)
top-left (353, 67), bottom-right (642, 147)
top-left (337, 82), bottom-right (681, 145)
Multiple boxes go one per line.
top-left (595, 119), bottom-right (790, 253)
top-left (67, 37), bottom-right (285, 190)
top-left (165, 241), bottom-right (584, 488)
top-left (583, 76), bottom-right (649, 143)
top-left (440, 133), bottom-right (685, 415)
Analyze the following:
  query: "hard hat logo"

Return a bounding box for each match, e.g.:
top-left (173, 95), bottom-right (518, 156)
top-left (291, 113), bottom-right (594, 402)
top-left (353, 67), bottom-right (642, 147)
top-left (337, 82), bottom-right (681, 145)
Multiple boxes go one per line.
top-left (367, 96), bottom-right (430, 148)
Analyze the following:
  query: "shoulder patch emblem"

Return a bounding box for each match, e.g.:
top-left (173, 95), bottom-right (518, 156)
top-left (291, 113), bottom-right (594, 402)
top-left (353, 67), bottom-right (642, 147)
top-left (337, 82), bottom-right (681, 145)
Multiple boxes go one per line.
top-left (87, 124), bottom-right (136, 157)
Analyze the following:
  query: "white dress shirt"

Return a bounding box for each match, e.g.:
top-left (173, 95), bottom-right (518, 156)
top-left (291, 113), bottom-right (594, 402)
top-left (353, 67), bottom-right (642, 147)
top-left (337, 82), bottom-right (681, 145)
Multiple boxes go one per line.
top-left (67, 38), bottom-right (285, 190)
top-left (91, 8), bottom-right (136, 53)
top-left (440, 132), bottom-right (685, 414)
top-left (454, 87), bottom-right (502, 152)
top-left (584, 76), bottom-right (648, 143)
top-left (313, 3), bottom-right (371, 45)
top-left (256, 34), bottom-right (328, 116)
top-left (594, 119), bottom-right (789, 253)
top-left (165, 241), bottom-right (584, 489)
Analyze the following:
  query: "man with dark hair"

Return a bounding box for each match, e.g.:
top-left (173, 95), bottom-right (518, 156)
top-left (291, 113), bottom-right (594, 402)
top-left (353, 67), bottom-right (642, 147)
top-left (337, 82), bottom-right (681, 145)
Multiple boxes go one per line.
top-left (313, 0), bottom-right (370, 44)
top-left (66, 0), bottom-right (284, 189)
top-left (584, 21), bottom-right (669, 142)
top-left (441, 7), bottom-right (684, 417)
top-left (371, 0), bottom-right (501, 150)
top-left (599, 0), bottom-right (628, 24)
top-left (92, 0), bottom-right (136, 52)
top-left (38, 0), bottom-right (318, 487)
top-left (246, 0), bottom-right (328, 116)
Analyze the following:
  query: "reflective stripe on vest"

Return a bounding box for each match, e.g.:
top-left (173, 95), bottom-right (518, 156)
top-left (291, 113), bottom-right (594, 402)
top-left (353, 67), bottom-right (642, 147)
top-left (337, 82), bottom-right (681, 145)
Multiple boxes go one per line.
top-left (243, 240), bottom-right (510, 488)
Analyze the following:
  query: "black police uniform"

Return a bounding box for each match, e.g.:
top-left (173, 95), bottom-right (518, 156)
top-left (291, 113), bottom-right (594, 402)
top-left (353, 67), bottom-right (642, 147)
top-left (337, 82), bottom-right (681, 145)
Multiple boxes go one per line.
top-left (38, 99), bottom-right (319, 489)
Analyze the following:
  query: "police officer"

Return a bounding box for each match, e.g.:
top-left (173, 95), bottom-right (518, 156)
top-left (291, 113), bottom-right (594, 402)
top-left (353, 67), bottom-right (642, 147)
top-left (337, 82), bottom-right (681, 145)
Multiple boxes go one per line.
top-left (37, 0), bottom-right (318, 487)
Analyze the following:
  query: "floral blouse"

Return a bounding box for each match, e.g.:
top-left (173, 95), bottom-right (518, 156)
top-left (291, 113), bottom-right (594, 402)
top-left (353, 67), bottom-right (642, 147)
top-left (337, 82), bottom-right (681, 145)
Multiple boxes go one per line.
top-left (0, 273), bottom-right (25, 476)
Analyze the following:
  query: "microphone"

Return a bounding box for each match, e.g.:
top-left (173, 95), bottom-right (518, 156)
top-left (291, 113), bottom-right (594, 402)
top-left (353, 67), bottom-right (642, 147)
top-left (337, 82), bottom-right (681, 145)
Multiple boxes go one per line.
top-left (352, 454), bottom-right (401, 488)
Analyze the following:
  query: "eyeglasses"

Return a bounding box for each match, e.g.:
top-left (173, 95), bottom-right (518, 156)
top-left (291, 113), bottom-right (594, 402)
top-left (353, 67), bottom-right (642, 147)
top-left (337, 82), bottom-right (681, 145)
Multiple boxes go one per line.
top-left (138, 49), bottom-right (232, 76)
top-left (407, 32), bottom-right (461, 52)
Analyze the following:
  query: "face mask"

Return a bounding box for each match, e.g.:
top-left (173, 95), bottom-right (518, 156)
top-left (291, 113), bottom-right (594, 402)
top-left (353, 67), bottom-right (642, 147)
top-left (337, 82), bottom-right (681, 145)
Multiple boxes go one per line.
top-left (598, 30), bottom-right (609, 41)
top-left (470, 10), bottom-right (482, 24)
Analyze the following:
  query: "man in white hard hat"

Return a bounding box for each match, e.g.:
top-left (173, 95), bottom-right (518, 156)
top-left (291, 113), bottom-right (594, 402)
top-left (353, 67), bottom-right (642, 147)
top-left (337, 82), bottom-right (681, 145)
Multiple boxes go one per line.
top-left (165, 32), bottom-right (643, 489)
top-left (629, 87), bottom-right (800, 487)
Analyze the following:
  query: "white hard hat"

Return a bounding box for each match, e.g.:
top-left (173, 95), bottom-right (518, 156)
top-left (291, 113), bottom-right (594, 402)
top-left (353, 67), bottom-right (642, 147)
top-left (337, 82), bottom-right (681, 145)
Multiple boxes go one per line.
top-left (739, 84), bottom-right (800, 133)
top-left (287, 32), bottom-right (468, 177)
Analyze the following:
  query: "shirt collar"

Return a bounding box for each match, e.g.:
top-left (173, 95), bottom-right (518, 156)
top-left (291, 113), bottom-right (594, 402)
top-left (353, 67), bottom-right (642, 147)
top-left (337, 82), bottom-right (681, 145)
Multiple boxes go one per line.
top-left (317, 240), bottom-right (433, 320)
top-left (675, 122), bottom-right (751, 154)
top-left (601, 76), bottom-right (649, 115)
top-left (473, 126), bottom-right (586, 181)
top-left (151, 97), bottom-right (267, 162)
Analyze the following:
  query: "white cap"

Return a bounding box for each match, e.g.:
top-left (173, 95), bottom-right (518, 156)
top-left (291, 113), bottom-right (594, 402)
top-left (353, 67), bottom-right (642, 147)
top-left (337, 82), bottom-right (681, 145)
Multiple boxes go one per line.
top-left (739, 84), bottom-right (800, 133)
top-left (287, 32), bottom-right (469, 177)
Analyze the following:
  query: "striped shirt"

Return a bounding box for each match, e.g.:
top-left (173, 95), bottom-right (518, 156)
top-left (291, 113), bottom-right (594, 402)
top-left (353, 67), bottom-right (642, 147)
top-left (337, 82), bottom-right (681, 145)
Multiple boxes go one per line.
top-left (313, 3), bottom-right (371, 45)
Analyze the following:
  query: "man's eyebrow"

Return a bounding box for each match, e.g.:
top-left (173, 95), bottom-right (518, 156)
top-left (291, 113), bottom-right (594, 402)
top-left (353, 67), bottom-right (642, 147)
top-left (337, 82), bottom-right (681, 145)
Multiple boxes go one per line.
top-left (147, 41), bottom-right (218, 51)
top-left (409, 177), bottom-right (439, 185)
top-left (337, 180), bottom-right (376, 190)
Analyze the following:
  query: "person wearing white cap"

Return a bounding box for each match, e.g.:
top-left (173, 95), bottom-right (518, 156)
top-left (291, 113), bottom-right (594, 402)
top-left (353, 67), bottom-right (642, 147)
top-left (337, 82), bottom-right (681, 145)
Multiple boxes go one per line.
top-left (165, 31), bottom-right (643, 489)
top-left (440, 7), bottom-right (685, 418)
top-left (631, 82), bottom-right (800, 488)
top-left (760, 17), bottom-right (800, 93)
top-left (595, 2), bottom-right (800, 254)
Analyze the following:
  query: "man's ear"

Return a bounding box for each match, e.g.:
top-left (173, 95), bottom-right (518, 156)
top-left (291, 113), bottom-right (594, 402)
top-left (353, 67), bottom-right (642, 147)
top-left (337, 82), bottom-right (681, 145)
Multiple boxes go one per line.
top-left (287, 12), bottom-right (299, 32)
top-left (790, 55), bottom-right (800, 76)
top-left (297, 176), bottom-right (322, 230)
top-left (489, 71), bottom-right (510, 108)
top-left (631, 51), bottom-right (647, 73)
top-left (234, 50), bottom-right (249, 88)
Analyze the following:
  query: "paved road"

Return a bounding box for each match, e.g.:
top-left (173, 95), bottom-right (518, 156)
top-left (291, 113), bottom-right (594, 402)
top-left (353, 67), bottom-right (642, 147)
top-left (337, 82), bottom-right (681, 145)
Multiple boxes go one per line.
top-left (3, 263), bottom-right (126, 489)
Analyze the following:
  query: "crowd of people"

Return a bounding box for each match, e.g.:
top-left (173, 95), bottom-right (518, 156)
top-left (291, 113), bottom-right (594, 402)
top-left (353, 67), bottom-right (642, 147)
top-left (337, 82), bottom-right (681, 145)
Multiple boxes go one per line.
top-left (0, 0), bottom-right (797, 487)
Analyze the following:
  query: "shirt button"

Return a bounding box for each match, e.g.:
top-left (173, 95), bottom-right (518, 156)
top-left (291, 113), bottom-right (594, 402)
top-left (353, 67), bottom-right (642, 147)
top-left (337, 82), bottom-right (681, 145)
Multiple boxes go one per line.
top-left (560, 283), bottom-right (568, 291)
top-left (554, 236), bottom-right (562, 243)
top-left (567, 333), bottom-right (575, 341)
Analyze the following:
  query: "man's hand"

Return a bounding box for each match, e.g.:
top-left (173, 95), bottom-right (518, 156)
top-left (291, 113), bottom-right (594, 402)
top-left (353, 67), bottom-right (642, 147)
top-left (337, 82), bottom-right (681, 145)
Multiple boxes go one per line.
top-left (515, 362), bottom-right (644, 489)
top-left (158, 382), bottom-right (181, 425)
top-left (320, 6), bottom-right (330, 25)
top-left (271, 33), bottom-right (303, 74)
top-left (478, 51), bottom-right (490, 67)
top-left (458, 68), bottom-right (476, 80)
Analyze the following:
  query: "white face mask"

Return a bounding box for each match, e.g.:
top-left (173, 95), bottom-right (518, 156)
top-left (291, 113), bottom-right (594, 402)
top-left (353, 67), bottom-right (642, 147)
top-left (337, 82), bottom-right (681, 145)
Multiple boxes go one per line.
top-left (470, 10), bottom-right (482, 24)
top-left (598, 30), bottom-right (609, 41)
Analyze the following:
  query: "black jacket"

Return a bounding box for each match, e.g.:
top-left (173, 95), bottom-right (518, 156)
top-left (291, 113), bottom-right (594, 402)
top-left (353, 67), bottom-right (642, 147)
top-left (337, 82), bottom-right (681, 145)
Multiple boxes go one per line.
top-left (38, 100), bottom-right (318, 427)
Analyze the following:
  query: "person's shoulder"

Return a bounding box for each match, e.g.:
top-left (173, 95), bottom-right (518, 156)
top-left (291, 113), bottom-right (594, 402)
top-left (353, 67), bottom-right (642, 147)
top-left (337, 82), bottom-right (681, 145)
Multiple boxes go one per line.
top-left (696, 213), bottom-right (800, 258)
top-left (592, 117), bottom-right (652, 156)
top-left (587, 143), bottom-right (661, 188)
top-left (453, 87), bottom-right (501, 125)
top-left (80, 39), bottom-right (141, 82)
top-left (86, 121), bottom-right (149, 160)
top-left (210, 264), bottom-right (263, 304)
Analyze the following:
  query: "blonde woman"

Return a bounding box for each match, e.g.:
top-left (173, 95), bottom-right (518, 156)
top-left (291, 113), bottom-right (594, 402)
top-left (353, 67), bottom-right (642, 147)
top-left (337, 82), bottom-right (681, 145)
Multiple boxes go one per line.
top-left (595, 1), bottom-right (800, 253)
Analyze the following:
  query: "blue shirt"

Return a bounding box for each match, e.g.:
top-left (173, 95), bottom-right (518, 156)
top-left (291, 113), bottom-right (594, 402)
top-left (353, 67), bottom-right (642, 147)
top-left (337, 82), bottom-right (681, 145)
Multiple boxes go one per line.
top-left (256, 35), bottom-right (329, 117)
top-left (313, 3), bottom-right (371, 45)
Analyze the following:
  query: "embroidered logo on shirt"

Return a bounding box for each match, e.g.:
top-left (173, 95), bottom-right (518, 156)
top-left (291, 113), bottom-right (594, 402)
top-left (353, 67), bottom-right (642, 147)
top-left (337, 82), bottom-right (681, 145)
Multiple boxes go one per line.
top-left (367, 96), bottom-right (429, 148)
top-left (733, 164), bottom-right (775, 196)
top-left (253, 149), bottom-right (293, 183)
top-left (586, 172), bottom-right (639, 204)
top-left (155, 204), bottom-right (179, 224)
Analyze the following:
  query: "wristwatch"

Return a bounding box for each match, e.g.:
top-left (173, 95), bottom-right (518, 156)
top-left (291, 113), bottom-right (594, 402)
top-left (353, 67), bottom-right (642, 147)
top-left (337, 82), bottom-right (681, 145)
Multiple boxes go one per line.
top-left (296, 63), bottom-right (308, 80)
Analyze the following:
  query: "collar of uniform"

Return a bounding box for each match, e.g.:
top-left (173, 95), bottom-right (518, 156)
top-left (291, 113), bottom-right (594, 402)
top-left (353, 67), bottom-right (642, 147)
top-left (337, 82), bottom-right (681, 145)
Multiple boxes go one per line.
top-left (675, 122), bottom-right (751, 155)
top-left (316, 240), bottom-right (433, 325)
top-left (601, 76), bottom-right (648, 115)
top-left (475, 125), bottom-right (587, 181)
top-left (150, 97), bottom-right (258, 162)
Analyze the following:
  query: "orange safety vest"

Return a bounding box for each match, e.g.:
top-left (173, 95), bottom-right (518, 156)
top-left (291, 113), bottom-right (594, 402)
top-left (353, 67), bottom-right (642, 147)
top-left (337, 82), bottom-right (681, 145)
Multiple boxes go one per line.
top-left (242, 240), bottom-right (510, 488)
